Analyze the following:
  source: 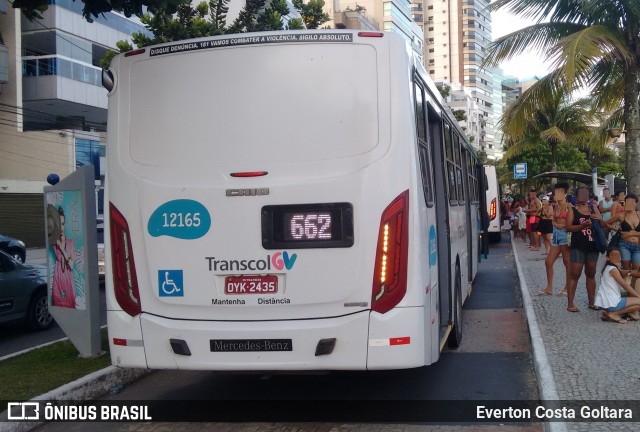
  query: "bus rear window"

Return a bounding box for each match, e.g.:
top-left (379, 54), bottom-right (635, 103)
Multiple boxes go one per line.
top-left (128, 44), bottom-right (379, 167)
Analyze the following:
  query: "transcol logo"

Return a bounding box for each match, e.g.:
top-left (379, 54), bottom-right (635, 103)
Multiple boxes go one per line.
top-left (205, 251), bottom-right (298, 272)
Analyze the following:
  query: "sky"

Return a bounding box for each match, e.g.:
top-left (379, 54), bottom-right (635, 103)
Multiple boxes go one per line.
top-left (491, 9), bottom-right (552, 80)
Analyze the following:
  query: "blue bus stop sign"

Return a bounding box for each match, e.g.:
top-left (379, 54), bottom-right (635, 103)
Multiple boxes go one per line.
top-left (514, 163), bottom-right (527, 179)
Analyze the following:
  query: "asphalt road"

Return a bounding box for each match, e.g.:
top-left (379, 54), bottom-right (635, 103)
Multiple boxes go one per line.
top-left (0, 286), bottom-right (106, 359)
top-left (0, 248), bottom-right (106, 358)
top-left (34, 235), bottom-right (542, 431)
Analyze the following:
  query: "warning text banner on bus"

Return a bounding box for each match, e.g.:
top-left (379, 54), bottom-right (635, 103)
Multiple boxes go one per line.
top-left (4, 400), bottom-right (639, 422)
top-left (149, 34), bottom-right (355, 57)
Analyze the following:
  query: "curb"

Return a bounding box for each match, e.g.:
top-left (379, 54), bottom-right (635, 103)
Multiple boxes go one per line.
top-left (0, 366), bottom-right (151, 432)
top-left (510, 233), bottom-right (566, 432)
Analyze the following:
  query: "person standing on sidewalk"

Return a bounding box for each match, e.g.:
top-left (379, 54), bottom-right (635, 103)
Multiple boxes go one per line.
top-left (609, 191), bottom-right (626, 222)
top-left (527, 190), bottom-right (542, 251)
top-left (565, 186), bottom-right (604, 312)
top-left (599, 188), bottom-right (614, 239)
top-left (605, 193), bottom-right (640, 288)
top-left (518, 199), bottom-right (528, 241)
top-left (537, 183), bottom-right (571, 297)
top-left (539, 196), bottom-right (554, 255)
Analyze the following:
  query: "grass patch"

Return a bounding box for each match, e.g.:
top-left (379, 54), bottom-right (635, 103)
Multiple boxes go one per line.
top-left (0, 328), bottom-right (111, 410)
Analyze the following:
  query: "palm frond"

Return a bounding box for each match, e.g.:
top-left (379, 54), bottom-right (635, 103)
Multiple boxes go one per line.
top-left (619, 0), bottom-right (640, 19)
top-left (588, 107), bottom-right (625, 148)
top-left (502, 136), bottom-right (545, 160)
top-left (499, 70), bottom-right (568, 139)
top-left (484, 21), bottom-right (586, 67)
top-left (540, 126), bottom-right (566, 143)
top-left (549, 25), bottom-right (633, 90)
top-left (487, 0), bottom-right (585, 22)
top-left (578, 0), bottom-right (626, 25)
top-left (588, 58), bottom-right (626, 113)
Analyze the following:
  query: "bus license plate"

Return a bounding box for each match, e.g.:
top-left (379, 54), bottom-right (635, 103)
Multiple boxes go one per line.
top-left (224, 275), bottom-right (278, 294)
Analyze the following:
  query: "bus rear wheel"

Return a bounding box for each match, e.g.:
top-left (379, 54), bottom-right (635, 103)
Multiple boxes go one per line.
top-left (447, 265), bottom-right (463, 348)
top-left (488, 232), bottom-right (502, 243)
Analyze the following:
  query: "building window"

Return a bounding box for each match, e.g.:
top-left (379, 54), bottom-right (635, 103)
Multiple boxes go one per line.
top-left (22, 56), bottom-right (101, 86)
top-left (75, 138), bottom-right (103, 181)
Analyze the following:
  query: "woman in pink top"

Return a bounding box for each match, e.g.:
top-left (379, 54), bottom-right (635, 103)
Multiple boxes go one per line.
top-left (52, 207), bottom-right (76, 308)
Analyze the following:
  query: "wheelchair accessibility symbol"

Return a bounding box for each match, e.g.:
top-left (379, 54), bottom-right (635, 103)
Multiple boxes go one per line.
top-left (158, 270), bottom-right (184, 297)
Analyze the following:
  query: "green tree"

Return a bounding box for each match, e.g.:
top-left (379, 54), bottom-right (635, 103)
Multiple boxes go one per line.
top-left (100, 0), bottom-right (317, 67)
top-left (476, 149), bottom-right (488, 165)
top-left (500, 92), bottom-right (596, 173)
top-left (499, 143), bottom-right (590, 192)
top-left (452, 109), bottom-right (467, 122)
top-left (100, 40), bottom-right (133, 69)
top-left (286, 18), bottom-right (305, 30)
top-left (485, 0), bottom-right (640, 197)
top-left (255, 0), bottom-right (291, 31)
top-left (227, 0), bottom-right (267, 33)
top-left (130, 2), bottom-right (220, 48)
top-left (435, 83), bottom-right (451, 99)
top-left (12, 0), bottom-right (190, 21)
top-left (292, 0), bottom-right (330, 29)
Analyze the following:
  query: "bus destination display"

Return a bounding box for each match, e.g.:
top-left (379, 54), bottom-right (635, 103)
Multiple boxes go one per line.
top-left (262, 203), bottom-right (354, 249)
top-left (283, 212), bottom-right (332, 241)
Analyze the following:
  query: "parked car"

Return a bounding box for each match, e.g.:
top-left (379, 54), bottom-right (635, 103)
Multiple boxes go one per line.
top-left (0, 234), bottom-right (27, 263)
top-left (0, 249), bottom-right (53, 330)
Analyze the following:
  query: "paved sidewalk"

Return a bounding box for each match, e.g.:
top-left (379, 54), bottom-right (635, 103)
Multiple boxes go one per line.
top-left (511, 235), bottom-right (640, 432)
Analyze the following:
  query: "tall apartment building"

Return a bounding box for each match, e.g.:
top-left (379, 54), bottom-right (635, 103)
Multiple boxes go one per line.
top-left (411, 0), bottom-right (495, 154)
top-left (0, 1), bottom-right (145, 246)
top-left (490, 66), bottom-right (505, 160)
top-left (327, 0), bottom-right (424, 53)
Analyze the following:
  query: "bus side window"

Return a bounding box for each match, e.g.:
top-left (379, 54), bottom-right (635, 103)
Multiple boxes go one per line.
top-left (444, 123), bottom-right (457, 205)
top-left (454, 134), bottom-right (464, 204)
top-left (415, 83), bottom-right (427, 142)
top-left (414, 81), bottom-right (433, 207)
top-left (466, 150), bottom-right (474, 203)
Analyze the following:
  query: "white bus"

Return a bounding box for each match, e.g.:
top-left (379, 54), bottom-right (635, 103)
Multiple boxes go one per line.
top-left (103, 30), bottom-right (485, 371)
top-left (484, 165), bottom-right (502, 242)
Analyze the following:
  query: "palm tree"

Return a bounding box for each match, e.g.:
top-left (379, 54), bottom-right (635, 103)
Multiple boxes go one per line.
top-left (501, 92), bottom-right (597, 173)
top-left (485, 0), bottom-right (640, 195)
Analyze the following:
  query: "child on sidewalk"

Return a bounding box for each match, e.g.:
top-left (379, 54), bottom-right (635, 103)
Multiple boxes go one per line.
top-left (594, 247), bottom-right (640, 323)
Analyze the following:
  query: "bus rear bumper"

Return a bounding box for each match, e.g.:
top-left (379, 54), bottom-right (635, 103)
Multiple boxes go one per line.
top-left (367, 306), bottom-right (427, 370)
top-left (117, 310), bottom-right (371, 370)
top-left (108, 306), bottom-right (429, 371)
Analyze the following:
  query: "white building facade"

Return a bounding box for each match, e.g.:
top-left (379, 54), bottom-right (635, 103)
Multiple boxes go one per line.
top-left (0, 1), bottom-right (146, 245)
top-left (411, 0), bottom-right (496, 155)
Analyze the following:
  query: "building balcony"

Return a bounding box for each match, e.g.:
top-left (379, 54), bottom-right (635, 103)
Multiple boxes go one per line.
top-left (21, 56), bottom-right (107, 131)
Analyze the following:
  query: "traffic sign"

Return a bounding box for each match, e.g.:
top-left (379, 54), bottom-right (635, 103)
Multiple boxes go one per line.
top-left (514, 163), bottom-right (527, 179)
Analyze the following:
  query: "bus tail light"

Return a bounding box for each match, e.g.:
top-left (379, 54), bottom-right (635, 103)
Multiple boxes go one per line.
top-left (124, 48), bottom-right (146, 57)
top-left (372, 190), bottom-right (409, 314)
top-left (109, 203), bottom-right (142, 317)
top-left (358, 32), bottom-right (384, 38)
top-left (489, 198), bottom-right (497, 221)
